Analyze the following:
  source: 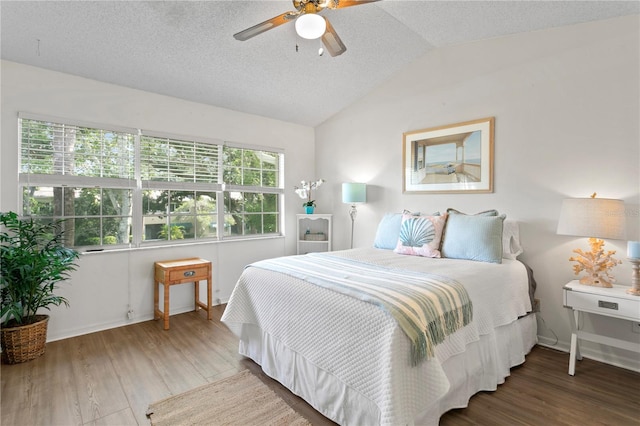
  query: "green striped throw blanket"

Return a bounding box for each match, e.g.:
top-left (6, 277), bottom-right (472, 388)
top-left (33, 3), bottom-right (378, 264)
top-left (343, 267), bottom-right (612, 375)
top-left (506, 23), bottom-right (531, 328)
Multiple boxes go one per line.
top-left (249, 252), bottom-right (473, 365)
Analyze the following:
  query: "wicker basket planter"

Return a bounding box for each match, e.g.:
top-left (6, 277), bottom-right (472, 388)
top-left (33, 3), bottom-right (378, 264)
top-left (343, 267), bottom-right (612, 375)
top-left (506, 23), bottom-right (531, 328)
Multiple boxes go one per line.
top-left (1, 315), bottom-right (49, 364)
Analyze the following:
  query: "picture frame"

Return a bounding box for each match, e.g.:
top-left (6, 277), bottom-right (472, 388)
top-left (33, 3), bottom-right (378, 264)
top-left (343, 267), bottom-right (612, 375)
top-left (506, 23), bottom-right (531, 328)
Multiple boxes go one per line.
top-left (403, 117), bottom-right (494, 193)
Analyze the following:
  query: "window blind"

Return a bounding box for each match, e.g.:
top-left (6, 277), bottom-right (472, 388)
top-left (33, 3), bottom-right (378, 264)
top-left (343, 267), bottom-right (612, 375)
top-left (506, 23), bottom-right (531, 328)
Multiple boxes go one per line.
top-left (20, 118), bottom-right (135, 182)
top-left (140, 135), bottom-right (220, 185)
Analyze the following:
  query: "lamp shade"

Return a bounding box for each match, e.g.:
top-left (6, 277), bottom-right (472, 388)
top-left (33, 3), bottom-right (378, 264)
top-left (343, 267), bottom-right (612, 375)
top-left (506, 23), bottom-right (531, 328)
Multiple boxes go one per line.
top-left (557, 197), bottom-right (626, 240)
top-left (342, 183), bottom-right (366, 204)
top-left (295, 14), bottom-right (326, 40)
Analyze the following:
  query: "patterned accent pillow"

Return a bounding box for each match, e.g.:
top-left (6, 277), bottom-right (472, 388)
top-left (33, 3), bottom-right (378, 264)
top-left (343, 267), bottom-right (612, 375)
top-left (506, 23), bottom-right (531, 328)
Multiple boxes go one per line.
top-left (373, 211), bottom-right (439, 250)
top-left (394, 213), bottom-right (447, 258)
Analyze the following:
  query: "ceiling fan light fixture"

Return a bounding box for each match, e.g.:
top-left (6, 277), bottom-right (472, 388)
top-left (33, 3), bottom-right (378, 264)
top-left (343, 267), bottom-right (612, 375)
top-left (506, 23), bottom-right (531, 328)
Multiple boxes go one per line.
top-left (295, 14), bottom-right (326, 39)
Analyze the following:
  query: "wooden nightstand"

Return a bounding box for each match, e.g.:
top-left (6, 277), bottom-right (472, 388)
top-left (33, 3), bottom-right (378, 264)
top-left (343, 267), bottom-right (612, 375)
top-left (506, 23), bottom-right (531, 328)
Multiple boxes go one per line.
top-left (563, 280), bottom-right (640, 375)
top-left (154, 258), bottom-right (212, 330)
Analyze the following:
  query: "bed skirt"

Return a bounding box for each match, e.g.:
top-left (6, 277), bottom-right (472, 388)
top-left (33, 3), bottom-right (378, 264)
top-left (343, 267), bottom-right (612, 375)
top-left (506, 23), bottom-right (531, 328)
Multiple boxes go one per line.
top-left (237, 313), bottom-right (537, 426)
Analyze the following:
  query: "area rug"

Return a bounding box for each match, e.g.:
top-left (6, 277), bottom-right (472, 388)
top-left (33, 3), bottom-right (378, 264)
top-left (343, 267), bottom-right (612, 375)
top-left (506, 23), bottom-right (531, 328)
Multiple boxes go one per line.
top-left (146, 370), bottom-right (311, 426)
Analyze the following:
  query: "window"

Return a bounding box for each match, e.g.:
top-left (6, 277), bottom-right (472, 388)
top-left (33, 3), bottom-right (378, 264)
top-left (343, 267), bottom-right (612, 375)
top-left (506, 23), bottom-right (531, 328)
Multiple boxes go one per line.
top-left (222, 146), bottom-right (281, 237)
top-left (22, 186), bottom-right (134, 247)
top-left (142, 190), bottom-right (218, 242)
top-left (20, 115), bottom-right (135, 247)
top-left (139, 134), bottom-right (222, 243)
top-left (18, 114), bottom-right (284, 249)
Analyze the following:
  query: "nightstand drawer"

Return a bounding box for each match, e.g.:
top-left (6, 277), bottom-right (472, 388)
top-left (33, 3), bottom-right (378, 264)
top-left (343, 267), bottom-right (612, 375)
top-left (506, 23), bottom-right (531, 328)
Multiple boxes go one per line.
top-left (565, 289), bottom-right (639, 321)
top-left (154, 258), bottom-right (211, 284)
top-left (167, 265), bottom-right (209, 282)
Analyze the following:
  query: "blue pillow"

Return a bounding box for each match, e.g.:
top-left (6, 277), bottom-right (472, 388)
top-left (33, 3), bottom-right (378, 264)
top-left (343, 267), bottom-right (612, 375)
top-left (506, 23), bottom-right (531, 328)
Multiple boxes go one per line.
top-left (373, 213), bottom-right (403, 250)
top-left (441, 213), bottom-right (506, 263)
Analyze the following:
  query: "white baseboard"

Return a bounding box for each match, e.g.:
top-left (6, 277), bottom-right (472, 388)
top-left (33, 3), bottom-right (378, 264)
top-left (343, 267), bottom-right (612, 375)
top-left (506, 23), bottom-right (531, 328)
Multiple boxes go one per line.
top-left (537, 335), bottom-right (640, 373)
top-left (47, 302), bottom-right (227, 343)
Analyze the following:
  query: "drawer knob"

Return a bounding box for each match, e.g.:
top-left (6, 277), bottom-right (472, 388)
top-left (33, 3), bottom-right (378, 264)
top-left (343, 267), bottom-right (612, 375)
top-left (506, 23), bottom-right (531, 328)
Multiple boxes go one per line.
top-left (598, 300), bottom-right (618, 310)
top-left (184, 270), bottom-right (196, 277)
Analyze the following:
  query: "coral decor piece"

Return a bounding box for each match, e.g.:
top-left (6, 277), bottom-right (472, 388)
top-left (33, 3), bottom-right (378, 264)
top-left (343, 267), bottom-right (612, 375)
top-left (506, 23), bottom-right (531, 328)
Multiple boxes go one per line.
top-left (569, 237), bottom-right (622, 287)
top-left (294, 179), bottom-right (325, 208)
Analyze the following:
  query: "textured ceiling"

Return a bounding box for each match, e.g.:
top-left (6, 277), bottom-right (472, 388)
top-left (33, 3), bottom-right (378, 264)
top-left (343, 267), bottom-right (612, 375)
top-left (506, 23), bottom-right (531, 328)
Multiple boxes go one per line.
top-left (2, 1), bottom-right (638, 127)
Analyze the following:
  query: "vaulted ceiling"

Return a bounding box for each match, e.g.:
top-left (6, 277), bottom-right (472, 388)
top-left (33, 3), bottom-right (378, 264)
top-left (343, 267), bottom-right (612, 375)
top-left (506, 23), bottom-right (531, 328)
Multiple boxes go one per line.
top-left (2, 1), bottom-right (638, 127)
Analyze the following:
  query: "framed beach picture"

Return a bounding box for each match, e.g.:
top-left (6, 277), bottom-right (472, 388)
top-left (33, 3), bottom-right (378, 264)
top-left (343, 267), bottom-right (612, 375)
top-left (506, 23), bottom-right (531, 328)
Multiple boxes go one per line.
top-left (402, 117), bottom-right (494, 193)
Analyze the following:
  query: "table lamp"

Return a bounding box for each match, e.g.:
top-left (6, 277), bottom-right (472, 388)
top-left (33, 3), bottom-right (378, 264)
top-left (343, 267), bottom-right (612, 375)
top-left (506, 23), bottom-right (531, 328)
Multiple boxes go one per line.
top-left (557, 193), bottom-right (625, 287)
top-left (342, 182), bottom-right (366, 249)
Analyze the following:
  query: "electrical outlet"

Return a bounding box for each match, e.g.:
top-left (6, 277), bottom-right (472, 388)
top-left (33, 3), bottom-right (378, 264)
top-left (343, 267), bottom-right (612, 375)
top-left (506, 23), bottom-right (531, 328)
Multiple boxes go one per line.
top-left (632, 322), bottom-right (640, 334)
top-left (127, 309), bottom-right (134, 320)
top-left (532, 298), bottom-right (540, 313)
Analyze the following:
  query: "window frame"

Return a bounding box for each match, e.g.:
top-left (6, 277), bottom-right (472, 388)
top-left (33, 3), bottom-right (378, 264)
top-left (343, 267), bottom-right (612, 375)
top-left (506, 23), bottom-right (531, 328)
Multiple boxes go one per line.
top-left (18, 113), bottom-right (285, 250)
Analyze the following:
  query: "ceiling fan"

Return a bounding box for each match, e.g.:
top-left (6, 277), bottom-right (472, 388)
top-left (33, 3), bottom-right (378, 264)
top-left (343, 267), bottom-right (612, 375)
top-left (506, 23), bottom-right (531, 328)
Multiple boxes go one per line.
top-left (233, 0), bottom-right (379, 57)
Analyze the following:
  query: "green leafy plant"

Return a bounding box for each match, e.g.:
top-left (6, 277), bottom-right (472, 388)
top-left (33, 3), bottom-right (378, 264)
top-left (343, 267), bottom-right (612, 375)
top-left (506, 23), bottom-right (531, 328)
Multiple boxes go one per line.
top-left (0, 212), bottom-right (80, 326)
top-left (158, 224), bottom-right (185, 240)
top-left (303, 200), bottom-right (316, 208)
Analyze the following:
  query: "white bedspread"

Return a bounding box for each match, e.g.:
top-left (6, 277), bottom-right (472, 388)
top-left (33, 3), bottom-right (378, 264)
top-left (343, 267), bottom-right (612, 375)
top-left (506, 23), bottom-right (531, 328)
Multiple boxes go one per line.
top-left (221, 248), bottom-right (534, 425)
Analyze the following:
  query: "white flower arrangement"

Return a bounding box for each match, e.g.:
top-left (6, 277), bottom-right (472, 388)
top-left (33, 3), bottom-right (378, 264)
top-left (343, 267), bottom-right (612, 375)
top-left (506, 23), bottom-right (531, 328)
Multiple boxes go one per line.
top-left (294, 179), bottom-right (325, 207)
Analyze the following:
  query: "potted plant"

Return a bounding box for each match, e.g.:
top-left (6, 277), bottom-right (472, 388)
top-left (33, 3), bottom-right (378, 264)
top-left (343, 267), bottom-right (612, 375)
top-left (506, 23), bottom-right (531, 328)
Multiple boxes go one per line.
top-left (0, 211), bottom-right (79, 364)
top-left (303, 200), bottom-right (316, 214)
top-left (294, 179), bottom-right (324, 214)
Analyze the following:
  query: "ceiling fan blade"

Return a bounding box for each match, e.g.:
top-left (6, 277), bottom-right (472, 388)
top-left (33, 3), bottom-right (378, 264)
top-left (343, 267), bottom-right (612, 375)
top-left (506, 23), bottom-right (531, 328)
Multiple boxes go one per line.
top-left (321, 19), bottom-right (347, 57)
top-left (233, 12), bottom-right (298, 41)
top-left (325, 0), bottom-right (380, 9)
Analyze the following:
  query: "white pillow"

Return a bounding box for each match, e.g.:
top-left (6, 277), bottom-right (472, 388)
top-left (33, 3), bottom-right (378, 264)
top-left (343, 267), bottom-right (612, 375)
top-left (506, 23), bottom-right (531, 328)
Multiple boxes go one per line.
top-left (502, 220), bottom-right (523, 259)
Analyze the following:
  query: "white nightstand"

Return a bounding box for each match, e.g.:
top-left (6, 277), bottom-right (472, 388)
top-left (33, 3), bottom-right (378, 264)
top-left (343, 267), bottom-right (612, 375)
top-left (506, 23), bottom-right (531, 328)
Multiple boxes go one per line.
top-left (296, 214), bottom-right (332, 255)
top-left (563, 280), bottom-right (640, 375)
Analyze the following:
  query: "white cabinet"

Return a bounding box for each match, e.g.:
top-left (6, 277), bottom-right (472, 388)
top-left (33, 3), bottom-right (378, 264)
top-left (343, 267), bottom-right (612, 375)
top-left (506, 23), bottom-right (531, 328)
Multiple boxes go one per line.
top-left (296, 214), bottom-right (332, 255)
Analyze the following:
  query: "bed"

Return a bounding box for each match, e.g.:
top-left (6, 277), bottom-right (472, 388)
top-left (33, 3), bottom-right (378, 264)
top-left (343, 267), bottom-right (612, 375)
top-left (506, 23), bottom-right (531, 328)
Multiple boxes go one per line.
top-left (221, 210), bottom-right (537, 425)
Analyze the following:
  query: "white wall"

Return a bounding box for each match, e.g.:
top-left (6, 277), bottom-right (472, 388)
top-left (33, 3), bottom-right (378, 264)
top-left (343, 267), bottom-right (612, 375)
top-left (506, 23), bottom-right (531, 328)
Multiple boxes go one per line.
top-left (0, 60), bottom-right (315, 340)
top-left (315, 16), bottom-right (640, 370)
top-left (2, 15), bottom-right (639, 371)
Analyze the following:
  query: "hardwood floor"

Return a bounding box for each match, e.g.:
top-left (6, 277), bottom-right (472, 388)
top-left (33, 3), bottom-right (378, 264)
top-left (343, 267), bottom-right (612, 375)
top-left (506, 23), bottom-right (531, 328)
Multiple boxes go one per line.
top-left (1, 307), bottom-right (638, 426)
